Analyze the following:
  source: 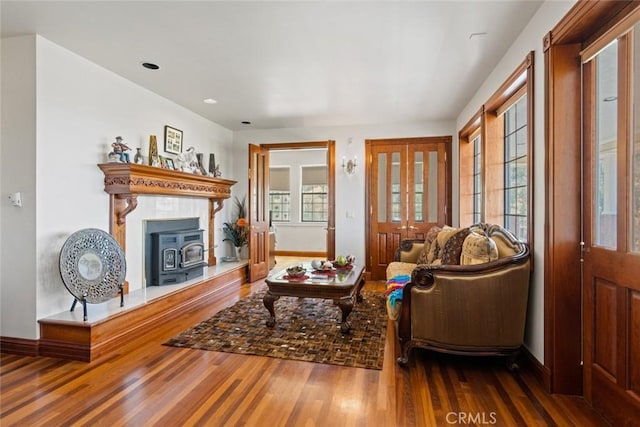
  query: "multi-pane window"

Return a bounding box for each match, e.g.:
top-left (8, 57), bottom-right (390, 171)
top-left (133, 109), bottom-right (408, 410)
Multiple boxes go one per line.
top-left (301, 184), bottom-right (328, 221)
top-left (472, 134), bottom-right (482, 224)
top-left (269, 192), bottom-right (290, 222)
top-left (269, 167), bottom-right (290, 222)
top-left (301, 166), bottom-right (328, 222)
top-left (504, 95), bottom-right (528, 241)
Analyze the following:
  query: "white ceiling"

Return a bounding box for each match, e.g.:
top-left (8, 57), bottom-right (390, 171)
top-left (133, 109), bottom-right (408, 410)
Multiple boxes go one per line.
top-left (1, 1), bottom-right (544, 131)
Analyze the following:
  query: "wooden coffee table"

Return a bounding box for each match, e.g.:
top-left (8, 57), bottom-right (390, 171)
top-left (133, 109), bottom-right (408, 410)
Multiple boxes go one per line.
top-left (263, 263), bottom-right (365, 333)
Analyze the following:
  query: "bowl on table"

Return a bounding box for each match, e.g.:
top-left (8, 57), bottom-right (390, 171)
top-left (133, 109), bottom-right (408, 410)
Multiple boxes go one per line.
top-left (286, 265), bottom-right (307, 278)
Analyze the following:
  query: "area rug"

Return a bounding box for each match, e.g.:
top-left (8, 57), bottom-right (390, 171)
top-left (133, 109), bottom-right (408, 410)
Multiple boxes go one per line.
top-left (164, 289), bottom-right (387, 370)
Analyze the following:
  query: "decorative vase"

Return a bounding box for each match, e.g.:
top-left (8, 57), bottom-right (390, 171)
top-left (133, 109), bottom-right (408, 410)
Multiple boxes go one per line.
top-left (134, 148), bottom-right (143, 164)
top-left (148, 135), bottom-right (158, 166)
top-left (234, 246), bottom-right (242, 260)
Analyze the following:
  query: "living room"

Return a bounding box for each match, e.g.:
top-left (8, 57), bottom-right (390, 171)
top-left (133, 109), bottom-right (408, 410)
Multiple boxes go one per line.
top-left (2, 1), bottom-right (639, 425)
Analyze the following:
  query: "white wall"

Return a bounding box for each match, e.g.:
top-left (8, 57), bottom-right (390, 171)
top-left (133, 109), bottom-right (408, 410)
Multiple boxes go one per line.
top-left (455, 0), bottom-right (577, 363)
top-left (1, 36), bottom-right (38, 339)
top-left (0, 36), bottom-right (234, 339)
top-left (233, 121), bottom-right (455, 266)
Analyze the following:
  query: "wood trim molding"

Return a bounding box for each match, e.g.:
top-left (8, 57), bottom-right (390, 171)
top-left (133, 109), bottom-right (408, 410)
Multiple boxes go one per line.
top-left (458, 107), bottom-right (484, 141)
top-left (0, 337), bottom-right (39, 357)
top-left (98, 163), bottom-right (236, 266)
top-left (541, 0), bottom-right (640, 397)
top-left (520, 345), bottom-right (552, 390)
top-left (273, 250), bottom-right (327, 258)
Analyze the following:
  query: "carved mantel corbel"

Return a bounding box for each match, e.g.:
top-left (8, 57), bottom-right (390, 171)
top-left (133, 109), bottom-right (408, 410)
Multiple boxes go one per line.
top-left (99, 163), bottom-right (236, 267)
top-left (115, 194), bottom-right (138, 225)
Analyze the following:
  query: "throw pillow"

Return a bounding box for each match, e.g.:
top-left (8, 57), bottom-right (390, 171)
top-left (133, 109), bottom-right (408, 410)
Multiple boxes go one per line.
top-left (461, 230), bottom-right (499, 265)
top-left (440, 227), bottom-right (471, 265)
top-left (427, 226), bottom-right (456, 263)
top-left (416, 225), bottom-right (441, 265)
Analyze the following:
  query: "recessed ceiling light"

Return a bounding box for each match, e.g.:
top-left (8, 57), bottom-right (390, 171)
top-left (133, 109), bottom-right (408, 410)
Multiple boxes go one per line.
top-left (203, 98), bottom-right (217, 104)
top-left (141, 62), bottom-right (160, 70)
top-left (241, 121), bottom-right (251, 125)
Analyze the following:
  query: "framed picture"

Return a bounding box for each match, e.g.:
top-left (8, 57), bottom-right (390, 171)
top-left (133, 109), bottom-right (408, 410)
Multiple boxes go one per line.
top-left (164, 125), bottom-right (183, 155)
top-left (164, 158), bottom-right (175, 170)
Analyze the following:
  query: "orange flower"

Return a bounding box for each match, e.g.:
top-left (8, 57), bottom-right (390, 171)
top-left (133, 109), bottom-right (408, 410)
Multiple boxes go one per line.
top-left (236, 218), bottom-right (248, 227)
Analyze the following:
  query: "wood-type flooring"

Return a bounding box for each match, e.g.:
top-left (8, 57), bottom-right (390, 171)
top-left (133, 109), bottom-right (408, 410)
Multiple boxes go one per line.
top-left (1, 259), bottom-right (609, 426)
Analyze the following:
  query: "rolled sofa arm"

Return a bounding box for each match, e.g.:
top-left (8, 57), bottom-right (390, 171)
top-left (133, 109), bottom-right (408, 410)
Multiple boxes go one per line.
top-left (394, 239), bottom-right (425, 263)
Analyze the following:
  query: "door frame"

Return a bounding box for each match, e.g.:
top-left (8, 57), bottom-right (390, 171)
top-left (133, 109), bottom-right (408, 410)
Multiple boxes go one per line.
top-left (364, 136), bottom-right (452, 281)
top-left (543, 0), bottom-right (637, 396)
top-left (260, 140), bottom-right (336, 261)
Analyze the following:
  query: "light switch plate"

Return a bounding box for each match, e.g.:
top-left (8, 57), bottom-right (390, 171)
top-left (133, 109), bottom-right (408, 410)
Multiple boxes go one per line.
top-left (9, 192), bottom-right (22, 207)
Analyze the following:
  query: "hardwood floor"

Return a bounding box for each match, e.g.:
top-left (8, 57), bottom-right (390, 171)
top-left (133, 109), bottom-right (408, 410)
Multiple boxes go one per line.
top-left (1, 271), bottom-right (609, 426)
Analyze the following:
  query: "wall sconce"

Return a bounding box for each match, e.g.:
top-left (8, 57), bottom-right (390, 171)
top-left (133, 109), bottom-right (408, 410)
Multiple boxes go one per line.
top-left (342, 156), bottom-right (357, 176)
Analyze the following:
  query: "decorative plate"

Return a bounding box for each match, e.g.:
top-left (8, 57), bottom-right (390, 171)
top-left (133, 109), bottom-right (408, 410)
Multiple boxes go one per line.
top-left (59, 228), bottom-right (126, 304)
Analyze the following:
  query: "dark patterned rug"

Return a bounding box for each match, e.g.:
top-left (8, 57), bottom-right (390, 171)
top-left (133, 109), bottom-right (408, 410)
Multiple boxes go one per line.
top-left (164, 288), bottom-right (388, 370)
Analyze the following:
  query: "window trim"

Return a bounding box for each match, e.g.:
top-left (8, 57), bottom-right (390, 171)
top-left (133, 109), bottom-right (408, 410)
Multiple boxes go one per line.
top-left (457, 52), bottom-right (534, 259)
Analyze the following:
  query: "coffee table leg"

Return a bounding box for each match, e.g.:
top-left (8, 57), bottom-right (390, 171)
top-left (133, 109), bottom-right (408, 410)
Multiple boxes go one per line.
top-left (356, 274), bottom-right (365, 302)
top-left (336, 297), bottom-right (354, 333)
top-left (263, 292), bottom-right (279, 327)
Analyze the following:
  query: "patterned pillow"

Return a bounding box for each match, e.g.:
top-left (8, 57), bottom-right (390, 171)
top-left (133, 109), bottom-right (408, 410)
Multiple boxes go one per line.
top-left (416, 225), bottom-right (441, 265)
top-left (461, 230), bottom-right (499, 265)
top-left (428, 226), bottom-right (456, 262)
top-left (440, 227), bottom-right (471, 265)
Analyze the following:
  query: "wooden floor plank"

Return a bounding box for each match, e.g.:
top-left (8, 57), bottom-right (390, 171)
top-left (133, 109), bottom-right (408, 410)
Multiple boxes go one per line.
top-left (0, 271), bottom-right (611, 427)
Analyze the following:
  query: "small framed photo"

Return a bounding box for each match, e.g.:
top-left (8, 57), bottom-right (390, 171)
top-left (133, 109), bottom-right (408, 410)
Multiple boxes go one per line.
top-left (164, 125), bottom-right (183, 155)
top-left (164, 158), bottom-right (175, 170)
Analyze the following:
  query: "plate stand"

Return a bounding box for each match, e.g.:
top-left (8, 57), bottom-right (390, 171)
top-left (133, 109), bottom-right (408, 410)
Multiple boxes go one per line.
top-left (70, 285), bottom-right (124, 321)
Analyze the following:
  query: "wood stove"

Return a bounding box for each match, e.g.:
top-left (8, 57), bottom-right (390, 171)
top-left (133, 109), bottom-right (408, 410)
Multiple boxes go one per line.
top-left (150, 228), bottom-right (206, 285)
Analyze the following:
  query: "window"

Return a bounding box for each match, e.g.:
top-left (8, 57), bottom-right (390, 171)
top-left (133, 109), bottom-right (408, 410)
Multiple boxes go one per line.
top-left (472, 134), bottom-right (483, 224)
top-left (458, 110), bottom-right (483, 225)
top-left (301, 166), bottom-right (328, 222)
top-left (269, 167), bottom-right (290, 222)
top-left (458, 52), bottom-right (533, 247)
top-left (503, 95), bottom-right (528, 241)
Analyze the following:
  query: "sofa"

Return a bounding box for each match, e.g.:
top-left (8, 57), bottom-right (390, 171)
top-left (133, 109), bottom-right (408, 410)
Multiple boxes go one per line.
top-left (385, 223), bottom-right (530, 368)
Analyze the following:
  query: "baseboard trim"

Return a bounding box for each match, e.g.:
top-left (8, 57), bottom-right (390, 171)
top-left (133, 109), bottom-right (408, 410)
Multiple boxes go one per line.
top-left (0, 337), bottom-right (39, 357)
top-left (274, 250), bottom-right (327, 257)
top-left (520, 345), bottom-right (551, 390)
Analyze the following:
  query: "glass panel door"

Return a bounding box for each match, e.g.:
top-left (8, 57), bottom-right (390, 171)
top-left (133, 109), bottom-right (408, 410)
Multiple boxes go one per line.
top-left (594, 41), bottom-right (618, 249)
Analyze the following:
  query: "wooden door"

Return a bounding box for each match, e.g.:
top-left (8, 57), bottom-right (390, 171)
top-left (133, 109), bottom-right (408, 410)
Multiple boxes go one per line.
top-left (582, 31), bottom-right (640, 424)
top-left (367, 137), bottom-right (449, 280)
top-left (248, 144), bottom-right (270, 282)
top-left (325, 141), bottom-right (336, 262)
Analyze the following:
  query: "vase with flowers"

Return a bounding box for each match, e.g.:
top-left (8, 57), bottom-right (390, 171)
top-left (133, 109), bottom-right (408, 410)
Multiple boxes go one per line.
top-left (222, 196), bottom-right (249, 260)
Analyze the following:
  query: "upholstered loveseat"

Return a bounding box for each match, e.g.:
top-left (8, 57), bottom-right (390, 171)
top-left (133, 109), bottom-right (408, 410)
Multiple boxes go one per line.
top-left (385, 223), bottom-right (530, 368)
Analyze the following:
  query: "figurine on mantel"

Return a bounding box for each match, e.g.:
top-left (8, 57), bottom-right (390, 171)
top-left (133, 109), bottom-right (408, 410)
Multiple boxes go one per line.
top-left (109, 136), bottom-right (131, 163)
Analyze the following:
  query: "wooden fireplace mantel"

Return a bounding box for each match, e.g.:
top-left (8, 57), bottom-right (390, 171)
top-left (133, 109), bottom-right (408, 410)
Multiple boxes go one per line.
top-left (98, 163), bottom-right (236, 266)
